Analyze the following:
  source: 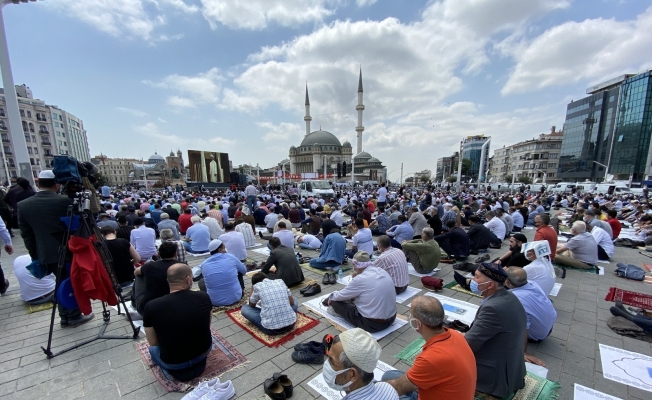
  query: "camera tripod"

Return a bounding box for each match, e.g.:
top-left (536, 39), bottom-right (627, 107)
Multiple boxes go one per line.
top-left (41, 190), bottom-right (140, 359)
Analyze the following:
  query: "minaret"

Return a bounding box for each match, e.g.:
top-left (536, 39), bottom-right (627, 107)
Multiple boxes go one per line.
top-left (304, 83), bottom-right (312, 136)
top-left (356, 68), bottom-right (365, 154)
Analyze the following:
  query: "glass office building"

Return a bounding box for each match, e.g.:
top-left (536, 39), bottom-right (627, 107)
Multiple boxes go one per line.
top-left (609, 71), bottom-right (652, 181)
top-left (461, 136), bottom-right (490, 182)
top-left (558, 87), bottom-right (619, 181)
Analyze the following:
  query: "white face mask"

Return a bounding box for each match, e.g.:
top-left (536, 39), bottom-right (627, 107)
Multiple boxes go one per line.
top-left (409, 318), bottom-right (421, 332)
top-left (322, 360), bottom-right (352, 391)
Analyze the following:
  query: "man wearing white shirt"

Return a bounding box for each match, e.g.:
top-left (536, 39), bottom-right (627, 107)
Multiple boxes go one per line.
top-left (376, 183), bottom-right (388, 208)
top-left (219, 223), bottom-right (248, 262)
top-left (264, 210), bottom-right (278, 233)
top-left (12, 255), bottom-right (55, 304)
top-left (330, 206), bottom-right (343, 227)
top-left (297, 233), bottom-right (322, 250)
top-left (201, 214), bottom-right (224, 240)
top-left (484, 211), bottom-right (506, 244)
top-left (586, 224), bottom-right (614, 260)
top-left (272, 222), bottom-right (295, 249)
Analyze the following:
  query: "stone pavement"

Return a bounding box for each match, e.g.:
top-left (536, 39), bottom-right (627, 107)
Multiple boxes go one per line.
top-left (1, 226), bottom-right (651, 399)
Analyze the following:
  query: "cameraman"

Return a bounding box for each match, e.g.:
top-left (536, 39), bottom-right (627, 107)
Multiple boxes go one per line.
top-left (18, 170), bottom-right (94, 327)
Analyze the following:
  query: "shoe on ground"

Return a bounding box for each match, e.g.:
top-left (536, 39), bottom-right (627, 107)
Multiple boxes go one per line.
top-left (198, 380), bottom-right (235, 400)
top-left (303, 284), bottom-right (321, 297)
top-left (272, 373), bottom-right (293, 398)
top-left (453, 262), bottom-right (470, 271)
top-left (439, 257), bottom-right (455, 264)
top-left (0, 279), bottom-right (9, 295)
top-left (181, 377), bottom-right (220, 400)
top-left (322, 297), bottom-right (330, 307)
top-left (263, 377), bottom-right (287, 399)
top-left (328, 273), bottom-right (337, 285)
top-left (294, 341), bottom-right (325, 353)
top-left (291, 347), bottom-right (325, 364)
top-left (453, 271), bottom-right (470, 290)
top-left (259, 231), bottom-right (264, 239)
top-left (322, 273), bottom-right (331, 285)
top-left (299, 284), bottom-right (313, 294)
top-left (65, 313), bottom-right (95, 328)
top-left (474, 254), bottom-right (490, 263)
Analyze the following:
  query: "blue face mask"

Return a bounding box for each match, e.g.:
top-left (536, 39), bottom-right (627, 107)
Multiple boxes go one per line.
top-left (470, 280), bottom-right (488, 295)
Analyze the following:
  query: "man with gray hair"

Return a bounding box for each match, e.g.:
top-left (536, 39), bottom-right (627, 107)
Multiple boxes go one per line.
top-left (401, 227), bottom-right (442, 274)
top-left (583, 209), bottom-right (613, 239)
top-left (317, 328), bottom-right (398, 399)
top-left (555, 221), bottom-right (598, 270)
top-left (383, 295), bottom-right (477, 399)
top-left (408, 207), bottom-right (428, 238)
top-left (160, 228), bottom-right (186, 263)
top-left (184, 216), bottom-right (211, 254)
top-left (157, 213), bottom-right (180, 240)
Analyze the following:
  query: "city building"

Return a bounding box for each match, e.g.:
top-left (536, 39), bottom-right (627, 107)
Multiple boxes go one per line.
top-left (609, 70), bottom-right (652, 181)
top-left (288, 69), bottom-right (386, 183)
top-left (0, 84), bottom-right (91, 184)
top-left (461, 135), bottom-right (490, 182)
top-left (435, 152), bottom-right (458, 182)
top-left (91, 155), bottom-right (141, 186)
top-left (490, 127), bottom-right (563, 184)
top-left (128, 150), bottom-right (187, 187)
top-left (558, 75), bottom-right (627, 182)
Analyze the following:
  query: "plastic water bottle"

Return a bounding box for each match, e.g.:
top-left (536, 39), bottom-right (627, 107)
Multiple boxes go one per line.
top-left (338, 268), bottom-right (343, 281)
top-left (296, 253), bottom-right (301, 263)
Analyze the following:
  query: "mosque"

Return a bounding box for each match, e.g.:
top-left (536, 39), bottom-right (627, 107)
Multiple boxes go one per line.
top-left (130, 150), bottom-right (187, 185)
top-left (288, 69), bottom-right (386, 183)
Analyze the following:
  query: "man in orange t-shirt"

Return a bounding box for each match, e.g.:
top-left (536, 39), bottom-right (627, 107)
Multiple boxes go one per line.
top-left (533, 214), bottom-right (557, 261)
top-left (382, 295), bottom-right (477, 399)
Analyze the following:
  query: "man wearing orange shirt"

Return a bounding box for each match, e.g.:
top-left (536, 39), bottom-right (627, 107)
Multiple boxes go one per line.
top-left (533, 214), bottom-right (557, 261)
top-left (606, 210), bottom-right (621, 239)
top-left (382, 295), bottom-right (477, 400)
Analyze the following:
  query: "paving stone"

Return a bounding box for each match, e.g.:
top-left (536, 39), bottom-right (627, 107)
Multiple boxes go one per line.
top-left (563, 350), bottom-right (596, 382)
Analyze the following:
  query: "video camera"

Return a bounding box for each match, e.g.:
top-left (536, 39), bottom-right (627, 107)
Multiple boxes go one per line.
top-left (52, 155), bottom-right (99, 197)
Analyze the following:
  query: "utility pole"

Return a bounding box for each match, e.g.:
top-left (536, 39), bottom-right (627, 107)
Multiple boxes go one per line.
top-left (400, 163), bottom-right (403, 185)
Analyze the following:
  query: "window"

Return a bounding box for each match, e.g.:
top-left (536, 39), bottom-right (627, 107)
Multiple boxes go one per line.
top-left (27, 147), bottom-right (32, 154)
top-left (22, 121), bottom-right (27, 131)
top-left (19, 109), bottom-right (24, 117)
top-left (54, 122), bottom-right (59, 127)
top-left (24, 135), bottom-right (30, 142)
top-left (0, 108), bottom-right (4, 116)
top-left (32, 135), bottom-right (36, 142)
top-left (34, 148), bottom-right (38, 155)
top-left (27, 111), bottom-right (32, 118)
top-left (0, 121), bottom-right (6, 130)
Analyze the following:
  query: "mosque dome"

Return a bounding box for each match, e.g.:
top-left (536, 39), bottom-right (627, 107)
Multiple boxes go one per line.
top-left (148, 152), bottom-right (165, 164)
top-left (368, 157), bottom-right (380, 164)
top-left (342, 141), bottom-right (351, 147)
top-left (300, 130), bottom-right (342, 147)
top-left (290, 145), bottom-right (296, 150)
top-left (354, 151), bottom-right (372, 160)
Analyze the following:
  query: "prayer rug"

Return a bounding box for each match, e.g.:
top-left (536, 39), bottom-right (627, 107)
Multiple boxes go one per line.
top-left (395, 340), bottom-right (560, 400)
top-left (26, 302), bottom-right (53, 314)
top-left (443, 281), bottom-right (482, 298)
top-left (300, 263), bottom-right (352, 276)
top-left (135, 328), bottom-right (247, 392)
top-left (605, 287), bottom-right (652, 311)
top-left (553, 263), bottom-right (597, 274)
top-left (226, 308), bottom-right (320, 347)
top-left (643, 264), bottom-right (652, 272)
top-left (211, 295), bottom-right (249, 317)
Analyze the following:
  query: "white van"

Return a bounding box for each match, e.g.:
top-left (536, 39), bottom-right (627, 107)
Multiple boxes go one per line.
top-left (594, 184), bottom-right (631, 195)
top-left (299, 180), bottom-right (335, 199)
top-left (552, 182), bottom-right (577, 193)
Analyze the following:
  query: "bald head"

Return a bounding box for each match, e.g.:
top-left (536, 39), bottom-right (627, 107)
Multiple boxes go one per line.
top-left (167, 263), bottom-right (192, 288)
top-left (505, 267), bottom-right (527, 288)
top-left (410, 296), bottom-right (445, 330)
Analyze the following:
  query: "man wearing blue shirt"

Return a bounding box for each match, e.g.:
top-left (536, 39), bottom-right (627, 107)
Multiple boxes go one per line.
top-left (310, 231), bottom-right (346, 271)
top-left (386, 215), bottom-right (413, 249)
top-left (199, 239), bottom-right (247, 306)
top-left (184, 216), bottom-right (211, 254)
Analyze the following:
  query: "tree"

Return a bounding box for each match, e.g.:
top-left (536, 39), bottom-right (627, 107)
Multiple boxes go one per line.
top-left (419, 175), bottom-right (429, 184)
top-left (447, 176), bottom-right (458, 183)
top-left (518, 176), bottom-right (532, 185)
top-left (94, 172), bottom-right (108, 188)
top-left (461, 158), bottom-right (472, 175)
top-left (504, 175), bottom-right (513, 183)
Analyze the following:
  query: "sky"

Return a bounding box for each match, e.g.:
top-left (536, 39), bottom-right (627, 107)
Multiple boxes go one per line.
top-left (3, 0), bottom-right (652, 182)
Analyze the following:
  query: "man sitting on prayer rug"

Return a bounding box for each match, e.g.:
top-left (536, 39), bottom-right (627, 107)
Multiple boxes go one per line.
top-left (383, 295), bottom-right (477, 400)
top-left (401, 227), bottom-right (442, 274)
top-left (241, 272), bottom-right (298, 335)
top-left (325, 251), bottom-right (397, 333)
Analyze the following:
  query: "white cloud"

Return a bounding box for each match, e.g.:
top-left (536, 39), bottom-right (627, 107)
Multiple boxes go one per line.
top-left (145, 68), bottom-right (224, 107)
top-left (160, 0), bottom-right (200, 14)
top-left (256, 122), bottom-right (303, 142)
top-left (200, 0), bottom-right (337, 30)
top-left (134, 122), bottom-right (235, 146)
top-left (502, 6), bottom-right (652, 94)
top-left (158, 117), bottom-right (168, 123)
top-left (115, 107), bottom-right (149, 117)
top-left (356, 0), bottom-right (377, 6)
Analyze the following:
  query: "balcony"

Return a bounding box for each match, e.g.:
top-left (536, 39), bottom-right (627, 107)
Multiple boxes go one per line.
top-left (42, 141), bottom-right (51, 146)
top-left (2, 138), bottom-right (9, 143)
top-left (36, 117), bottom-right (47, 122)
top-left (4, 151), bottom-right (12, 155)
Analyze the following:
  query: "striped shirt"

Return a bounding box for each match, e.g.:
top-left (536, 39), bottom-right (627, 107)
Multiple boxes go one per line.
top-left (342, 381), bottom-right (399, 400)
top-left (235, 223), bottom-right (257, 247)
top-left (373, 247), bottom-right (409, 287)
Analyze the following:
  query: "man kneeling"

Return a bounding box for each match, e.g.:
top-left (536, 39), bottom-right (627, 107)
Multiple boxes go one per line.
top-left (241, 272), bottom-right (298, 335)
top-left (143, 263), bottom-right (212, 381)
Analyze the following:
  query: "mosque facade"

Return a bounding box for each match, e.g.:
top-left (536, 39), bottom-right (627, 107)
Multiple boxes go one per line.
top-left (288, 69), bottom-right (387, 183)
top-left (129, 149), bottom-right (187, 186)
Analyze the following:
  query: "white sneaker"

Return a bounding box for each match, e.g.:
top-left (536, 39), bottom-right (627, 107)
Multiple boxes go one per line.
top-left (199, 380), bottom-right (235, 400)
top-left (181, 378), bottom-right (220, 400)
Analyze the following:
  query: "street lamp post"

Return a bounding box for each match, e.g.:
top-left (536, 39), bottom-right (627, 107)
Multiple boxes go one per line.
top-left (536, 169), bottom-right (547, 185)
top-left (0, 0), bottom-right (41, 186)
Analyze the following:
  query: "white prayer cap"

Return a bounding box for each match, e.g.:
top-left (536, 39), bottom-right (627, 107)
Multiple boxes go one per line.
top-left (338, 328), bottom-right (381, 373)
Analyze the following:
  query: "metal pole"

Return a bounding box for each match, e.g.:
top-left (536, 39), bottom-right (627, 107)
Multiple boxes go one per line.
top-left (400, 162), bottom-right (403, 185)
top-left (256, 163), bottom-right (260, 184)
top-left (0, 4), bottom-right (34, 186)
top-left (456, 141), bottom-right (463, 190)
top-left (351, 154), bottom-right (355, 186)
top-left (478, 138), bottom-right (491, 184)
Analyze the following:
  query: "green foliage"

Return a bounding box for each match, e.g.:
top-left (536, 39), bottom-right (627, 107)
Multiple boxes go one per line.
top-left (447, 176), bottom-right (458, 183)
top-left (518, 176), bottom-right (532, 184)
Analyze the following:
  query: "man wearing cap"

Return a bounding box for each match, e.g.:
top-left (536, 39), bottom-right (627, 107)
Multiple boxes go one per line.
top-left (97, 213), bottom-right (119, 230)
top-left (505, 267), bottom-right (556, 352)
top-left (199, 239), bottom-right (247, 306)
top-left (323, 328), bottom-right (399, 399)
top-left (494, 234), bottom-right (530, 268)
top-left (401, 227), bottom-right (442, 274)
top-left (260, 237), bottom-right (304, 288)
top-left (18, 170), bottom-right (93, 327)
top-left (521, 241), bottom-right (556, 296)
top-left (465, 262), bottom-right (527, 398)
top-left (326, 251), bottom-right (397, 332)
top-left (355, 235), bottom-right (409, 294)
top-left (383, 295), bottom-right (477, 400)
